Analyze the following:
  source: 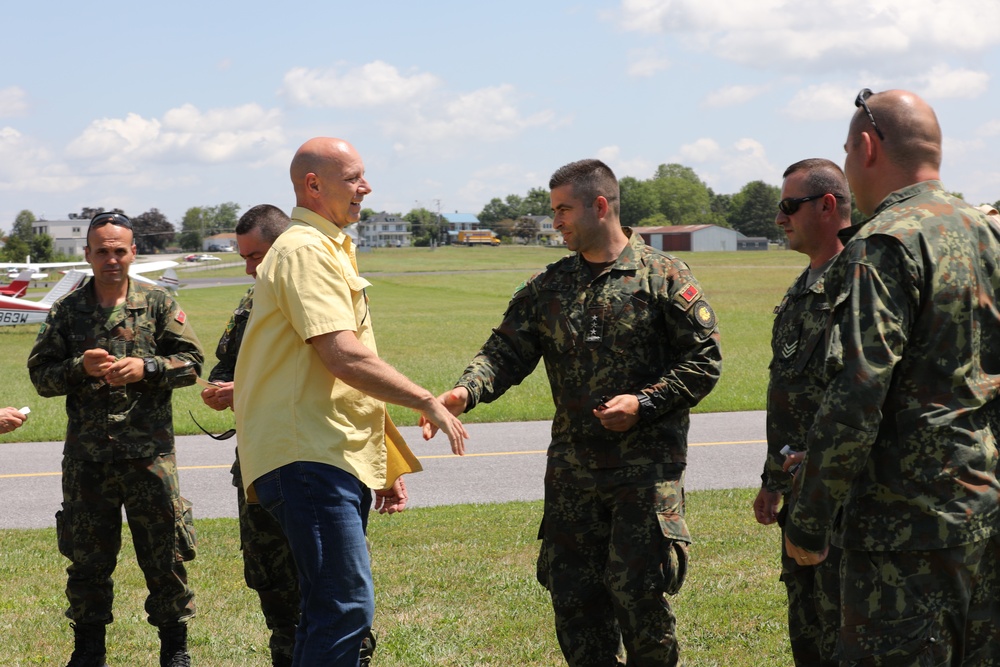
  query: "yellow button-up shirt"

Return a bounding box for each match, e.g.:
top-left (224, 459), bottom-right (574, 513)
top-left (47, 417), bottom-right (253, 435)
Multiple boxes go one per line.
top-left (235, 207), bottom-right (419, 498)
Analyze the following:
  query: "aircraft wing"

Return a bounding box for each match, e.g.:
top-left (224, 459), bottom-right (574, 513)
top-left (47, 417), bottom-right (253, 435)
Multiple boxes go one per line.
top-left (0, 269), bottom-right (87, 326)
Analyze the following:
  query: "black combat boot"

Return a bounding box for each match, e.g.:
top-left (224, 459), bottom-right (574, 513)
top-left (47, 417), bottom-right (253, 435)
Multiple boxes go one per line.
top-left (359, 629), bottom-right (377, 667)
top-left (65, 622), bottom-right (108, 667)
top-left (158, 623), bottom-right (191, 667)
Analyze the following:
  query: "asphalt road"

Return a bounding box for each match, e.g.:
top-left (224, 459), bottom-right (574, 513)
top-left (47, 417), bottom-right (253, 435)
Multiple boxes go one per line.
top-left (0, 411), bottom-right (766, 529)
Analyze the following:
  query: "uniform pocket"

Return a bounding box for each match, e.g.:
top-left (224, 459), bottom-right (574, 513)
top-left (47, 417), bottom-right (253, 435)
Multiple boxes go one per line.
top-left (55, 506), bottom-right (73, 559)
top-left (838, 612), bottom-right (942, 666)
top-left (173, 496), bottom-right (197, 562)
top-left (655, 510), bottom-right (691, 596)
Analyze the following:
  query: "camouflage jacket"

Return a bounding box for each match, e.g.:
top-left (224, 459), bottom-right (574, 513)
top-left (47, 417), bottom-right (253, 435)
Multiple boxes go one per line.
top-left (763, 264), bottom-right (834, 494)
top-left (787, 181), bottom-right (1000, 552)
top-left (208, 286), bottom-right (253, 384)
top-left (27, 278), bottom-right (204, 461)
top-left (456, 229), bottom-right (722, 468)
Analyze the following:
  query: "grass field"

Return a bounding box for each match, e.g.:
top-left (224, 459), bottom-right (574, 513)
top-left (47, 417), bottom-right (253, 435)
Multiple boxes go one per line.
top-left (1, 246), bottom-right (803, 442)
top-left (2, 489), bottom-right (791, 666)
top-left (1, 246), bottom-right (800, 665)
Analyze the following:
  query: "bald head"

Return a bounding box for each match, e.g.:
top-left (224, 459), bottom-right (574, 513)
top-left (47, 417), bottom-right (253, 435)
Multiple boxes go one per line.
top-left (845, 89), bottom-right (943, 215)
top-left (289, 137), bottom-right (372, 228)
top-left (848, 90), bottom-right (942, 172)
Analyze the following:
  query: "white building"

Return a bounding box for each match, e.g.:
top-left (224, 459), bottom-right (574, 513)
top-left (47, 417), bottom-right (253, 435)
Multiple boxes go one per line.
top-left (357, 212), bottom-right (412, 247)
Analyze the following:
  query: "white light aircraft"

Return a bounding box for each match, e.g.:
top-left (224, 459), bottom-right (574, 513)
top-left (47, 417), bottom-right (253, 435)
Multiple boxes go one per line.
top-left (0, 270), bottom-right (87, 326)
top-left (0, 261), bottom-right (182, 327)
top-left (4, 256), bottom-right (89, 280)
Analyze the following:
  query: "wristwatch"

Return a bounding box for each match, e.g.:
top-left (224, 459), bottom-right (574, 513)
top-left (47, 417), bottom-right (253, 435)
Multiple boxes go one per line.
top-left (635, 392), bottom-right (656, 422)
top-left (143, 356), bottom-right (160, 379)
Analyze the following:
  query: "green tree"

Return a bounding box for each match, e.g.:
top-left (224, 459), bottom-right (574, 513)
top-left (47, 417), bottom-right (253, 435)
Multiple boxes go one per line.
top-left (728, 180), bottom-right (781, 240)
top-left (404, 208), bottom-right (441, 247)
top-left (4, 209), bottom-right (57, 262)
top-left (648, 164), bottom-right (715, 226)
top-left (132, 209), bottom-right (175, 254)
top-left (514, 216), bottom-right (540, 243)
top-left (478, 197), bottom-right (517, 226)
top-left (520, 187), bottom-right (551, 216)
top-left (636, 212), bottom-right (671, 228)
top-left (11, 209), bottom-right (36, 242)
top-left (178, 202), bottom-right (241, 250)
top-left (619, 177), bottom-right (660, 228)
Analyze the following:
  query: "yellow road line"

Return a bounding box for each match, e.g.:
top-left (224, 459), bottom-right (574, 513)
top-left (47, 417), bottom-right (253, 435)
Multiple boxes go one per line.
top-left (0, 439), bottom-right (766, 479)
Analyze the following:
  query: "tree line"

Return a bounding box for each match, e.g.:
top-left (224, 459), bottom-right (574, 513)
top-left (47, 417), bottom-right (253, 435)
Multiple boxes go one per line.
top-left (5, 161), bottom-right (999, 262)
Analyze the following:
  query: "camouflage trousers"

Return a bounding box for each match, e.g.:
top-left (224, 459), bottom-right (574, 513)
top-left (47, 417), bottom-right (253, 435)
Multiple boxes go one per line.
top-left (537, 459), bottom-right (690, 667)
top-left (56, 454), bottom-right (196, 627)
top-left (838, 535), bottom-right (1000, 666)
top-left (232, 452), bottom-right (300, 661)
top-left (778, 499), bottom-right (841, 666)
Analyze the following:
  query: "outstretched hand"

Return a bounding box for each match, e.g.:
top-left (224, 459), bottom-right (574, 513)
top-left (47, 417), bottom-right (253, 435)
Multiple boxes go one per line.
top-left (374, 475), bottom-right (408, 514)
top-left (421, 387), bottom-right (469, 444)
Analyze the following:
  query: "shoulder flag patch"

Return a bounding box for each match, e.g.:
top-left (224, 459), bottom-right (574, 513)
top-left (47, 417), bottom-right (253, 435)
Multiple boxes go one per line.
top-left (679, 283), bottom-right (700, 303)
top-left (175, 309), bottom-right (187, 324)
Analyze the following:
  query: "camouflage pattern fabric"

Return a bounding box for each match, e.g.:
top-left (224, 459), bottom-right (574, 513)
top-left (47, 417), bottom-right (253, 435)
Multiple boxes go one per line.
top-left (457, 229), bottom-right (722, 469)
top-left (785, 182), bottom-right (1000, 663)
top-left (27, 278), bottom-right (203, 460)
top-left (838, 535), bottom-right (1000, 665)
top-left (27, 277), bottom-right (203, 629)
top-left (56, 455), bottom-right (196, 626)
top-left (537, 461), bottom-right (689, 667)
top-left (787, 181), bottom-right (1000, 553)
top-left (457, 230), bottom-right (720, 665)
top-left (765, 264), bottom-right (842, 664)
top-left (211, 286), bottom-right (300, 662)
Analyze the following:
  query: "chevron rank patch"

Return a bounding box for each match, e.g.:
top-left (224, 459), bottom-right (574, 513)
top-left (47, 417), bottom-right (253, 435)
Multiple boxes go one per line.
top-left (693, 300), bottom-right (716, 329)
top-left (781, 340), bottom-right (798, 359)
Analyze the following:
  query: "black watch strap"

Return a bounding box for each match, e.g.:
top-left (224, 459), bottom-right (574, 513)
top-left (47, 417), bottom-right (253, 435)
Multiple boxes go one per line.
top-left (635, 393), bottom-right (655, 421)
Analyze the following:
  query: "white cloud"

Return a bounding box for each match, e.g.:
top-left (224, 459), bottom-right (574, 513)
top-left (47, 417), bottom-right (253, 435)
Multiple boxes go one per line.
top-left (627, 49), bottom-right (670, 78)
top-left (66, 104), bottom-right (286, 167)
top-left (385, 84), bottom-right (558, 147)
top-left (618, 0), bottom-right (1000, 71)
top-left (671, 137), bottom-right (778, 191)
top-left (596, 145), bottom-right (655, 179)
top-left (0, 127), bottom-right (84, 194)
top-left (980, 119), bottom-right (1000, 137)
top-left (281, 60), bottom-right (441, 108)
top-left (919, 65), bottom-right (989, 99)
top-left (0, 87), bottom-right (28, 118)
top-left (703, 84), bottom-right (770, 109)
top-left (783, 83), bottom-right (859, 122)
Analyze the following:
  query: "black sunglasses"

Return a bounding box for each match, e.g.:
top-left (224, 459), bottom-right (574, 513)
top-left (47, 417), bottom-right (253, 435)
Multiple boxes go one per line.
top-left (88, 212), bottom-right (133, 231)
top-left (778, 194), bottom-right (844, 216)
top-left (855, 88), bottom-right (885, 141)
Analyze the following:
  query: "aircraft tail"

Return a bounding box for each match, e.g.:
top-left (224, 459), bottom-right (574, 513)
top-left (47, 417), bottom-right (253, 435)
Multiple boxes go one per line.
top-left (158, 268), bottom-right (180, 292)
top-left (1, 269), bottom-right (33, 297)
top-left (39, 270), bottom-right (87, 306)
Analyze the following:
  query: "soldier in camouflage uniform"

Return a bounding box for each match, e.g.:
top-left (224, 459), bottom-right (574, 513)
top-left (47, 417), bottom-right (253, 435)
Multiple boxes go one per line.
top-left (429, 159), bottom-right (722, 666)
top-left (753, 159), bottom-right (850, 666)
top-left (200, 204), bottom-right (379, 667)
top-left (27, 212), bottom-right (204, 667)
top-left (786, 89), bottom-right (1000, 665)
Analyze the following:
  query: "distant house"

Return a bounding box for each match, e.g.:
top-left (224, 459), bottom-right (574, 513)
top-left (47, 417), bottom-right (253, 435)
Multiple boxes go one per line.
top-left (519, 215), bottom-right (562, 245)
top-left (357, 211), bottom-right (412, 247)
top-left (737, 237), bottom-right (770, 251)
top-left (441, 212), bottom-right (481, 244)
top-left (633, 224), bottom-right (748, 252)
top-left (31, 218), bottom-right (87, 257)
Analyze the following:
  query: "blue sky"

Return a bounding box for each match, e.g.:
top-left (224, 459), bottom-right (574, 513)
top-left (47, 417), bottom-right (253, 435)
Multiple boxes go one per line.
top-left (3, 0), bottom-right (1000, 232)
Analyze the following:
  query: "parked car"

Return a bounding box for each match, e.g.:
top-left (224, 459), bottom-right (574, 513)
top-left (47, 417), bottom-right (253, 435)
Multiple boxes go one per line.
top-left (183, 254), bottom-right (200, 262)
top-left (195, 254), bottom-right (221, 262)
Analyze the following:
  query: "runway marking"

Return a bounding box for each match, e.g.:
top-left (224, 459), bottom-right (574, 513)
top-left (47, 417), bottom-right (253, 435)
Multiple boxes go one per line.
top-left (0, 439), bottom-right (766, 478)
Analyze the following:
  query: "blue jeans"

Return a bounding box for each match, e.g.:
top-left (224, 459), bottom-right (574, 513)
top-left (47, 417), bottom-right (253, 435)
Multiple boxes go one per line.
top-left (254, 462), bottom-right (373, 667)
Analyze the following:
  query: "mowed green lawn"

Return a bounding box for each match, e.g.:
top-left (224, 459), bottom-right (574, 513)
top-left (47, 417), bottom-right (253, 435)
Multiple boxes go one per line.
top-left (1, 245), bottom-right (803, 443)
top-left (1, 246), bottom-right (802, 665)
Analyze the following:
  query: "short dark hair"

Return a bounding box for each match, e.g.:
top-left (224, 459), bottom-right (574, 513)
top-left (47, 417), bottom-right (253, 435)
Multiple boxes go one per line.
top-left (549, 159), bottom-right (620, 217)
top-left (783, 158), bottom-right (852, 221)
top-left (235, 204), bottom-right (290, 244)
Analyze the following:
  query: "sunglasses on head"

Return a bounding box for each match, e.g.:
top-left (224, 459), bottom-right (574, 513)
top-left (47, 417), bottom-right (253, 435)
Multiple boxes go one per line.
top-left (778, 194), bottom-right (844, 216)
top-left (88, 212), bottom-right (132, 231)
top-left (855, 88), bottom-right (885, 141)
